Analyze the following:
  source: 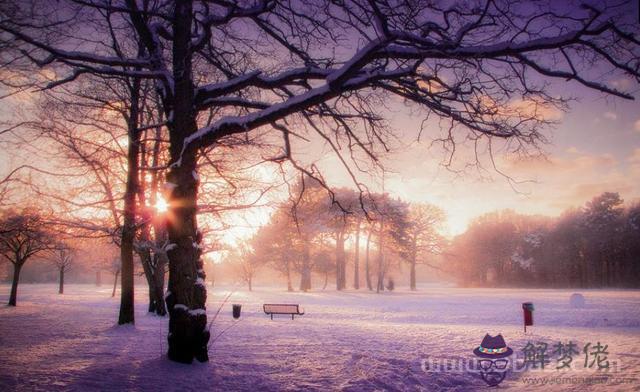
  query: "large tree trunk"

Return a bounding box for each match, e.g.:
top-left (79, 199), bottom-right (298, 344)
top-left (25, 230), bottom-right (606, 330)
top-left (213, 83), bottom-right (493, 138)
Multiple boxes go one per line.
top-left (59, 268), bottom-right (64, 294)
top-left (147, 117), bottom-right (168, 316)
top-left (8, 263), bottom-right (22, 306)
top-left (153, 253), bottom-right (167, 316)
top-left (118, 72), bottom-right (142, 326)
top-left (138, 249), bottom-right (158, 313)
top-left (165, 148), bottom-right (207, 363)
top-left (353, 219), bottom-right (360, 289)
top-left (164, 0), bottom-right (209, 364)
top-left (365, 229), bottom-right (373, 291)
top-left (137, 151), bottom-right (167, 316)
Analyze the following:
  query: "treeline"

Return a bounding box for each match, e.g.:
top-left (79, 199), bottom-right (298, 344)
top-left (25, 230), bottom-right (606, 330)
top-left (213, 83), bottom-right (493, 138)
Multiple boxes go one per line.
top-left (448, 192), bottom-right (640, 288)
top-left (0, 210), bottom-right (124, 302)
top-left (229, 179), bottom-right (446, 292)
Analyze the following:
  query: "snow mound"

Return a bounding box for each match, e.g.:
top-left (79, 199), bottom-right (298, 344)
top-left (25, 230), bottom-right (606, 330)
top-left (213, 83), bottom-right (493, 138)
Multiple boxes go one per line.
top-left (569, 293), bottom-right (586, 308)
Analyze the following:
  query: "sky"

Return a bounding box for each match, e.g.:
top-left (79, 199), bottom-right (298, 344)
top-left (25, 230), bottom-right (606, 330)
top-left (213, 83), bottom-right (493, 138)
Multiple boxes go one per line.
top-left (310, 79), bottom-right (640, 237)
top-left (217, 81), bottom-right (640, 245)
top-left (1, 0), bottom-right (639, 244)
top-left (2, 66), bottom-right (639, 244)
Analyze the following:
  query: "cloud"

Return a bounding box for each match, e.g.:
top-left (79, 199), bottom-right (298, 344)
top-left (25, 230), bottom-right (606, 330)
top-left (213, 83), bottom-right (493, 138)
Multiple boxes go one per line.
top-left (508, 98), bottom-right (564, 121)
top-left (502, 152), bottom-right (616, 175)
top-left (628, 148), bottom-right (640, 164)
top-left (603, 111), bottom-right (618, 120)
top-left (628, 149), bottom-right (640, 178)
top-left (566, 146), bottom-right (580, 154)
top-left (561, 181), bottom-right (634, 206)
top-left (634, 119), bottom-right (640, 132)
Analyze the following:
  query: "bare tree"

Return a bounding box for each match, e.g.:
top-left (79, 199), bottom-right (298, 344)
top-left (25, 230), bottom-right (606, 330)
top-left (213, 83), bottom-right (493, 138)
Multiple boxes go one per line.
top-left (0, 210), bottom-right (52, 305)
top-left (111, 259), bottom-right (121, 298)
top-left (251, 211), bottom-right (298, 291)
top-left (48, 242), bottom-right (74, 294)
top-left (228, 245), bottom-right (261, 291)
top-left (3, 0), bottom-right (640, 364)
top-left (392, 203), bottom-right (446, 290)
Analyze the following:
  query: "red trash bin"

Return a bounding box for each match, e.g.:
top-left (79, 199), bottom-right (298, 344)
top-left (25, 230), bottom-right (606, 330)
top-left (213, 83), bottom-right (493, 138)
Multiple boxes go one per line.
top-left (522, 302), bottom-right (534, 332)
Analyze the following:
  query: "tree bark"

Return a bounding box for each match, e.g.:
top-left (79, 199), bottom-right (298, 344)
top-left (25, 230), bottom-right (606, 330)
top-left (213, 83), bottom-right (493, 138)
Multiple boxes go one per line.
top-left (153, 253), bottom-right (167, 316)
top-left (118, 69), bottom-right (142, 326)
top-left (410, 237), bottom-right (417, 291)
top-left (285, 259), bottom-right (293, 292)
top-left (139, 249), bottom-right (157, 313)
top-left (365, 229), bottom-right (373, 291)
top-left (147, 121), bottom-right (168, 316)
top-left (353, 219), bottom-right (360, 289)
top-left (164, 0), bottom-right (209, 364)
top-left (376, 225), bottom-right (384, 293)
top-left (335, 230), bottom-right (346, 290)
top-left (299, 242), bottom-right (312, 291)
top-left (112, 269), bottom-right (120, 298)
top-left (8, 263), bottom-right (22, 306)
top-left (59, 268), bottom-right (64, 294)
top-left (376, 253), bottom-right (385, 293)
top-left (410, 258), bottom-right (417, 291)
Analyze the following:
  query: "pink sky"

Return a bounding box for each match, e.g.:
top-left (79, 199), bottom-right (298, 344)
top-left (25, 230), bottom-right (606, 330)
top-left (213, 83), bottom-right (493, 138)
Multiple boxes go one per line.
top-left (1, 76), bottom-right (639, 242)
top-left (311, 80), bottom-right (640, 236)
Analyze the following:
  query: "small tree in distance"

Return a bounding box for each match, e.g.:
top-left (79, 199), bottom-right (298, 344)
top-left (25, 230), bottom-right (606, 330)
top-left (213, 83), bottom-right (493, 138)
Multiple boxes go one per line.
top-left (226, 245), bottom-right (261, 292)
top-left (0, 210), bottom-right (52, 306)
top-left (49, 242), bottom-right (74, 294)
top-left (392, 203), bottom-right (446, 290)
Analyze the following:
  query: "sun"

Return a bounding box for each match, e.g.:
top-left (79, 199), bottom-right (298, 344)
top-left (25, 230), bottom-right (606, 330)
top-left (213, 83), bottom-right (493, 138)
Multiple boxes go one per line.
top-left (155, 196), bottom-right (169, 213)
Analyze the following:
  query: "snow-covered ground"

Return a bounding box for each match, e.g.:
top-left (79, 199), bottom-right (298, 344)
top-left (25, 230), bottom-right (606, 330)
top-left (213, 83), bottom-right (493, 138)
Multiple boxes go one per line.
top-left (0, 284), bottom-right (639, 391)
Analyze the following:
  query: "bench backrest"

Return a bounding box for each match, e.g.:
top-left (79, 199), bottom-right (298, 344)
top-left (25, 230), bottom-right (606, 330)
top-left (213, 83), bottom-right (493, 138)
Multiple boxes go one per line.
top-left (263, 304), bottom-right (300, 314)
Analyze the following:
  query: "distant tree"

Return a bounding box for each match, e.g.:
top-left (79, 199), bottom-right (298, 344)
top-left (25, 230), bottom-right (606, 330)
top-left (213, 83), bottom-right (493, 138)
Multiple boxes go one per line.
top-left (582, 192), bottom-right (624, 286)
top-left (448, 210), bottom-right (523, 286)
top-left (363, 222), bottom-right (376, 291)
top-left (288, 178), bottom-right (331, 292)
top-left (313, 248), bottom-right (334, 290)
top-left (49, 243), bottom-right (74, 294)
top-left (251, 211), bottom-right (299, 291)
top-left (536, 209), bottom-right (585, 287)
top-left (448, 195), bottom-right (640, 289)
top-left (385, 277), bottom-right (395, 291)
top-left (622, 202), bottom-right (640, 285)
top-left (352, 213), bottom-right (363, 290)
top-left (0, 210), bottom-right (52, 305)
top-left (392, 203), bottom-right (445, 290)
top-left (107, 257), bottom-right (121, 298)
top-left (325, 188), bottom-right (361, 291)
top-left (373, 196), bottom-right (408, 293)
top-left (226, 246), bottom-right (261, 291)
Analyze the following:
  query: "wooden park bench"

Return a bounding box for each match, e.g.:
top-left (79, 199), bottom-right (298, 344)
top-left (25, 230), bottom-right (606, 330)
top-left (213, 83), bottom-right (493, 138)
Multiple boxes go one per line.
top-left (263, 303), bottom-right (305, 320)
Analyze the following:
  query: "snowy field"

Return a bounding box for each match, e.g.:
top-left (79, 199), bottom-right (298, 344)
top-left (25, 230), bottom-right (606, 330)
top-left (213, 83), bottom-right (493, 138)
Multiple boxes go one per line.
top-left (0, 284), bottom-right (639, 391)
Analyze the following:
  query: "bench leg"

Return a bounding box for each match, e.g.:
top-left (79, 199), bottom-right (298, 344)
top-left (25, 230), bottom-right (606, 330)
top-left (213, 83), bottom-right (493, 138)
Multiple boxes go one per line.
top-left (270, 314), bottom-right (273, 320)
top-left (291, 314), bottom-right (294, 320)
